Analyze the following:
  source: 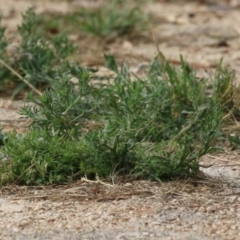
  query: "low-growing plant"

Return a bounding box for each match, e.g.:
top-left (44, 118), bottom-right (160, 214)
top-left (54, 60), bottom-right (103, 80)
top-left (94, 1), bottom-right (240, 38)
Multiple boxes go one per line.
top-left (0, 8), bottom-right (75, 97)
top-left (0, 54), bottom-right (230, 185)
top-left (211, 62), bottom-right (240, 119)
top-left (78, 0), bottom-right (147, 37)
top-left (38, 0), bottom-right (148, 38)
top-left (0, 17), bottom-right (11, 87)
top-left (1, 129), bottom-right (84, 184)
top-left (20, 63), bottom-right (101, 139)
top-left (0, 128), bottom-right (7, 147)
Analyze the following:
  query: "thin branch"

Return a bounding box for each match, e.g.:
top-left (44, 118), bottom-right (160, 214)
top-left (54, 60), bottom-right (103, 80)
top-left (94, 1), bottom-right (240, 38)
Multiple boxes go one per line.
top-left (0, 58), bottom-right (43, 96)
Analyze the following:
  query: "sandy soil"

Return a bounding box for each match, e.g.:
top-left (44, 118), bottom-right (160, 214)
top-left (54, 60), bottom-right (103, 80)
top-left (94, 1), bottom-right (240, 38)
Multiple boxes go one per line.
top-left (1, 0), bottom-right (240, 239)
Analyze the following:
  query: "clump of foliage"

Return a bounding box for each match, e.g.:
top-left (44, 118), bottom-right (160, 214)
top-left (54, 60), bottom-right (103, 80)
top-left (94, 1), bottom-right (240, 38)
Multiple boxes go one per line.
top-left (0, 8), bottom-right (239, 186)
top-left (0, 53), bottom-right (229, 185)
top-left (79, 0), bottom-right (147, 37)
top-left (38, 0), bottom-right (147, 38)
top-left (0, 9), bottom-right (74, 96)
top-left (0, 17), bottom-right (11, 85)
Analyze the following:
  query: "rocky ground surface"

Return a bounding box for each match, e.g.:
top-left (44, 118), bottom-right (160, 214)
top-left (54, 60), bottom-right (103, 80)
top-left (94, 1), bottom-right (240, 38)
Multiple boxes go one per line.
top-left (1, 0), bottom-right (240, 239)
top-left (0, 173), bottom-right (239, 240)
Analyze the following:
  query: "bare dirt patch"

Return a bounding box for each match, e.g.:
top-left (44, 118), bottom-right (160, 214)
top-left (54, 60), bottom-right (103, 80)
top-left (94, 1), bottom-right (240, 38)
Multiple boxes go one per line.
top-left (1, 0), bottom-right (240, 239)
top-left (0, 178), bottom-right (239, 240)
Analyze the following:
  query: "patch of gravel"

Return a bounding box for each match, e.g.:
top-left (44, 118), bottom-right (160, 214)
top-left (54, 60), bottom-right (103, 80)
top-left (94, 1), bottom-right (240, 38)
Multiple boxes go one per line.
top-left (0, 176), bottom-right (240, 240)
top-left (0, 230), bottom-right (211, 240)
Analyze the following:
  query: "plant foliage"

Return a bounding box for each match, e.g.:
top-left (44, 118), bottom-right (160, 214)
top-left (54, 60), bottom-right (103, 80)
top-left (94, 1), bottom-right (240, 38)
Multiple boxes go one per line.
top-left (0, 8), bottom-right (239, 186)
top-left (0, 9), bottom-right (74, 96)
top-left (78, 0), bottom-right (146, 37)
top-left (0, 54), bottom-right (227, 185)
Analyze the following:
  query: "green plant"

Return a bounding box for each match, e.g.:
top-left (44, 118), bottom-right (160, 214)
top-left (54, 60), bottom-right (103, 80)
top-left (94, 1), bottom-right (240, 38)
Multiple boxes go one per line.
top-left (0, 128), bottom-right (7, 146)
top-left (20, 63), bottom-right (98, 139)
top-left (0, 8), bottom-right (75, 97)
top-left (0, 54), bottom-right (228, 185)
top-left (228, 134), bottom-right (240, 150)
top-left (78, 0), bottom-right (147, 37)
top-left (211, 62), bottom-right (240, 119)
top-left (0, 17), bottom-right (11, 86)
top-left (0, 129), bottom-right (84, 184)
top-left (34, 0), bottom-right (147, 38)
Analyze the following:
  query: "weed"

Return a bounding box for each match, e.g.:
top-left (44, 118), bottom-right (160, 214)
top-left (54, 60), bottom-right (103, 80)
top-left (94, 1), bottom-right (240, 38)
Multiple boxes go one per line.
top-left (20, 63), bottom-right (98, 140)
top-left (79, 0), bottom-right (146, 37)
top-left (0, 128), bottom-right (7, 146)
top-left (0, 54), bottom-right (227, 185)
top-left (0, 9), bottom-right (75, 97)
top-left (0, 8), bottom-right (239, 185)
top-left (211, 62), bottom-right (240, 119)
top-left (0, 17), bottom-right (11, 87)
top-left (69, 0), bottom-right (147, 37)
top-left (1, 129), bottom-right (83, 184)
top-left (38, 0), bottom-right (147, 38)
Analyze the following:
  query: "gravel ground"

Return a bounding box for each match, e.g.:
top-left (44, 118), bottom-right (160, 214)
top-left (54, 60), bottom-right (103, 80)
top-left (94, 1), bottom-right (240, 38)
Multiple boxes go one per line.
top-left (0, 230), bottom-right (211, 240)
top-left (1, 164), bottom-right (240, 240)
